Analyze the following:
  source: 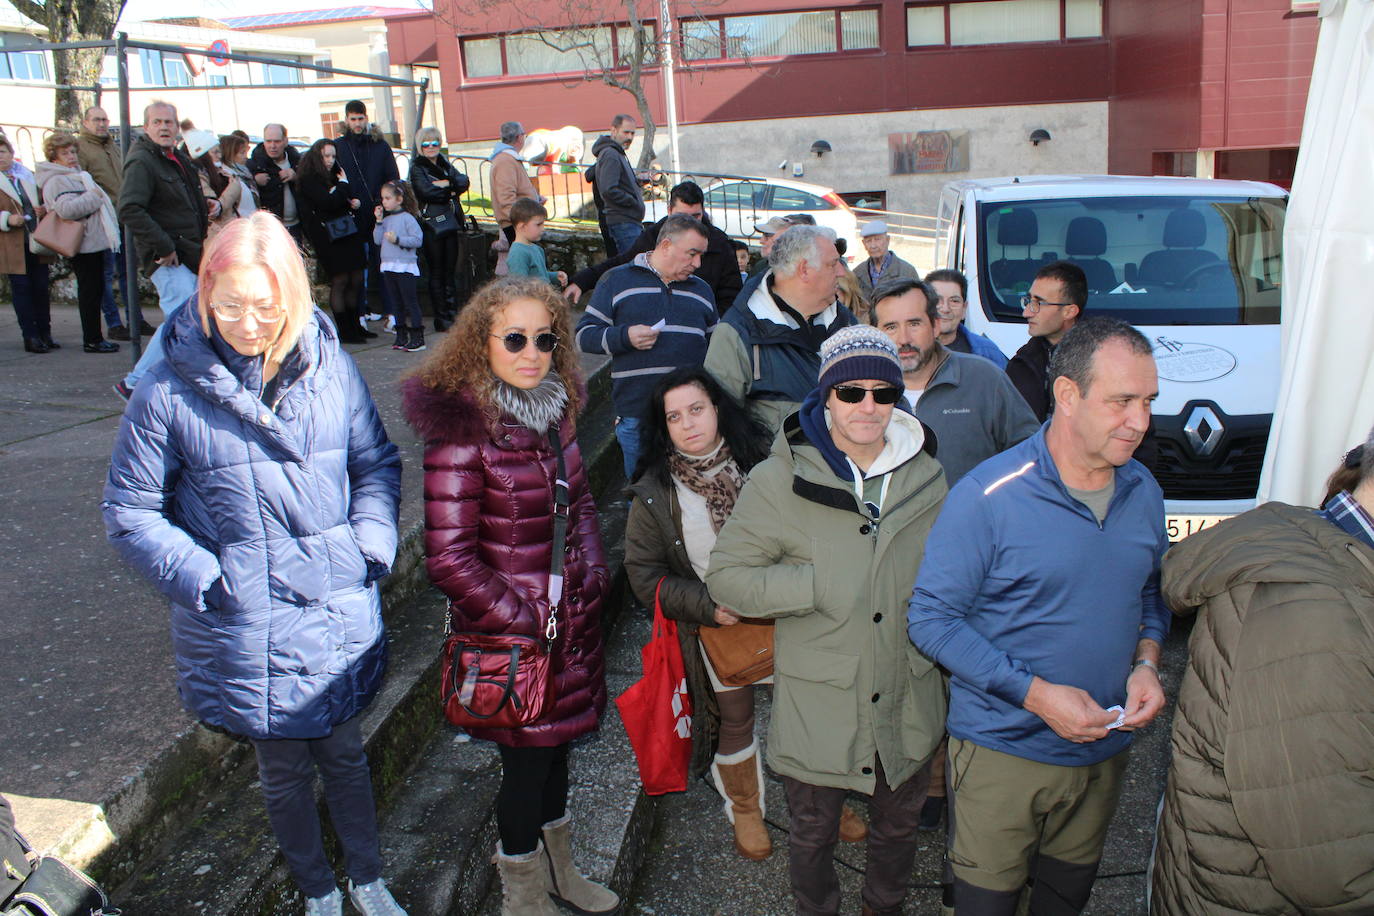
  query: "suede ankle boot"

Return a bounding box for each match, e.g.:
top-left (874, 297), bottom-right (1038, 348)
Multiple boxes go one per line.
top-left (495, 842), bottom-right (558, 916)
top-left (710, 743), bottom-right (773, 860)
top-left (540, 815), bottom-right (620, 914)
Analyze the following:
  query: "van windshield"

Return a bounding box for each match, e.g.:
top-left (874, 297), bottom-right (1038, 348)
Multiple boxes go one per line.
top-left (976, 195), bottom-right (1285, 325)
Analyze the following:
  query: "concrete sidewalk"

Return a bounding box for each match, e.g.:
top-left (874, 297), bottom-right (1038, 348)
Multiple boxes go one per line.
top-left (0, 303), bottom-right (606, 877)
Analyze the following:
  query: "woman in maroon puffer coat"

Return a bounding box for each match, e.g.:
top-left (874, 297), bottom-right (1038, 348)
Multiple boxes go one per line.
top-left (401, 276), bottom-right (617, 916)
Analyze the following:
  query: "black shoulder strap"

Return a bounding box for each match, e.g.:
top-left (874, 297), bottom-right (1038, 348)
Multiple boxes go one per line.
top-left (546, 427), bottom-right (570, 643)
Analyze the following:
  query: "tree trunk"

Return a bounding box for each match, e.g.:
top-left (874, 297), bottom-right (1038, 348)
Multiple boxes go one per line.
top-left (635, 90), bottom-right (656, 171)
top-left (10, 0), bottom-right (125, 129)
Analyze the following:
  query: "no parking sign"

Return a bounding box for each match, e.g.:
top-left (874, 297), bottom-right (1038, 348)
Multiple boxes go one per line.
top-left (207, 39), bottom-right (230, 67)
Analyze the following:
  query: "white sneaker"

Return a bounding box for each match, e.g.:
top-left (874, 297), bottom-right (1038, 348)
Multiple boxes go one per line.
top-left (359, 314), bottom-right (370, 330)
top-left (304, 887), bottom-right (343, 916)
top-left (383, 315), bottom-right (396, 332)
top-left (349, 878), bottom-right (408, 915)
top-left (364, 312), bottom-right (383, 322)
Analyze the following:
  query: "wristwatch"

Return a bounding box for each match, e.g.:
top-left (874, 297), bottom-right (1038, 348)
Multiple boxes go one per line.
top-left (1131, 658), bottom-right (1159, 674)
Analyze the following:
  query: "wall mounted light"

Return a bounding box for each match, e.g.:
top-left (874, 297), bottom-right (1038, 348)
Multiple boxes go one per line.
top-left (810, 140), bottom-right (832, 158)
top-left (1029, 129), bottom-right (1052, 146)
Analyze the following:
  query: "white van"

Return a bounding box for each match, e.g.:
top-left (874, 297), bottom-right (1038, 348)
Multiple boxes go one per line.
top-left (935, 175), bottom-right (1288, 539)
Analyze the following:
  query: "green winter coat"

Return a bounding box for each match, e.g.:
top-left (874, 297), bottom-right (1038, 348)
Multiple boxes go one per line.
top-left (705, 409), bottom-right (948, 793)
top-left (117, 134), bottom-right (208, 275)
top-left (624, 472), bottom-right (723, 778)
top-left (1152, 502), bottom-right (1374, 915)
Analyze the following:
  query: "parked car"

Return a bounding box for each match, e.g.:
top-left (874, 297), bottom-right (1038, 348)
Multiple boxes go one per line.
top-left (647, 176), bottom-right (860, 257)
top-left (935, 174), bottom-right (1288, 539)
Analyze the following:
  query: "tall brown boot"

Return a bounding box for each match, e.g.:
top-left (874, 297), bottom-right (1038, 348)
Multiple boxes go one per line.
top-left (540, 815), bottom-right (620, 914)
top-left (710, 742), bottom-right (773, 860)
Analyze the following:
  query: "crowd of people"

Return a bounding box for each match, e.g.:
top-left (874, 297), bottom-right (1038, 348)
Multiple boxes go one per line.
top-left (62, 101), bottom-right (1371, 916)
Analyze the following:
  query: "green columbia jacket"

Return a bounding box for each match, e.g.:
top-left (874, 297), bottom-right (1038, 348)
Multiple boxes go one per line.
top-left (1152, 502), bottom-right (1374, 915)
top-left (705, 407), bottom-right (948, 793)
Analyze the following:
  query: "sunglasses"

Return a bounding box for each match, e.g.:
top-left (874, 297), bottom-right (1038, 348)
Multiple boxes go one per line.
top-left (420, 141), bottom-right (441, 148)
top-left (492, 331), bottom-right (559, 353)
top-left (832, 385), bottom-right (902, 405)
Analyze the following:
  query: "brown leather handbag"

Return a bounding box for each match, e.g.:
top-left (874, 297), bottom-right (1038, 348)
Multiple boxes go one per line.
top-left (699, 617), bottom-right (774, 687)
top-left (440, 428), bottom-right (568, 729)
top-left (29, 210), bottom-right (85, 258)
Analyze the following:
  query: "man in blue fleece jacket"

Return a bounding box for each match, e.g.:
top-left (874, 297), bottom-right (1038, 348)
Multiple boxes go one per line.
top-left (575, 213), bottom-right (716, 476)
top-left (907, 316), bottom-right (1169, 916)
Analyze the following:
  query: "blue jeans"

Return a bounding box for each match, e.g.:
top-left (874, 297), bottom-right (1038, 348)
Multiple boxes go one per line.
top-left (252, 717), bottom-right (382, 898)
top-left (615, 415), bottom-right (643, 480)
top-left (102, 248), bottom-right (129, 329)
top-left (607, 221), bottom-right (642, 257)
top-left (123, 265), bottom-right (196, 388)
top-left (8, 248), bottom-right (51, 340)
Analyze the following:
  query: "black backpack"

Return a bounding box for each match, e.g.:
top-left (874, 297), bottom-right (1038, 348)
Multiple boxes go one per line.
top-left (1, 796), bottom-right (117, 916)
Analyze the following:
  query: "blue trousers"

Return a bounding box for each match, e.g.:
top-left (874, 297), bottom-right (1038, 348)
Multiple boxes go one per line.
top-left (102, 248), bottom-right (129, 329)
top-left (616, 414), bottom-right (643, 480)
top-left (7, 248), bottom-right (50, 340)
top-left (252, 717), bottom-right (383, 899)
top-left (607, 221), bottom-right (642, 257)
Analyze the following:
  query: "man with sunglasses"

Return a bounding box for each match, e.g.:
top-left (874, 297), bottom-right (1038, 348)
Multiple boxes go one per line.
top-left (1006, 261), bottom-right (1085, 421)
top-left (908, 317), bottom-right (1169, 916)
top-left (707, 325), bottom-right (948, 916)
top-left (574, 213), bottom-right (717, 477)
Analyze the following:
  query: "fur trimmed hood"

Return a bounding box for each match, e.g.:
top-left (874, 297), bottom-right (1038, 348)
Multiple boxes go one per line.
top-left (400, 374), bottom-right (587, 444)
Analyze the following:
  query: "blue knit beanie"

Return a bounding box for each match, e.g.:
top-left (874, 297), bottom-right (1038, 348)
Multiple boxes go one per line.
top-left (817, 325), bottom-right (904, 392)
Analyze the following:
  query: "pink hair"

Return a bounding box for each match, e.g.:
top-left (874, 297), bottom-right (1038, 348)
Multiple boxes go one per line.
top-left (198, 211), bottom-right (313, 365)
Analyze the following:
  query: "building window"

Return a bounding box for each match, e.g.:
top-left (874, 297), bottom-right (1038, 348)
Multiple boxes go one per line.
top-left (209, 74), bottom-right (228, 87)
top-left (321, 111), bottom-right (343, 138)
top-left (462, 23), bottom-right (657, 79)
top-left (137, 48), bottom-right (192, 87)
top-left (313, 53), bottom-right (333, 80)
top-left (906, 0), bottom-right (1101, 47)
top-left (0, 33), bottom-right (49, 82)
top-left (686, 8), bottom-right (880, 62)
top-left (261, 61), bottom-right (302, 85)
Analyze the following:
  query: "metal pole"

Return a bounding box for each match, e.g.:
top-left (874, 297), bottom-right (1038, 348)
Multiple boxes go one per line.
top-left (413, 76), bottom-right (429, 146)
top-left (659, 0), bottom-right (681, 174)
top-left (116, 31), bottom-right (142, 363)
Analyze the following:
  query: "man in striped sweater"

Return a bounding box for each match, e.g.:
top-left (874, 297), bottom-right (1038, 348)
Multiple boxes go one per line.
top-left (576, 213), bottom-right (717, 476)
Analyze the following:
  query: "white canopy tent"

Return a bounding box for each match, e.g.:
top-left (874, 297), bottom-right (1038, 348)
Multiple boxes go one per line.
top-left (1257, 0), bottom-right (1374, 506)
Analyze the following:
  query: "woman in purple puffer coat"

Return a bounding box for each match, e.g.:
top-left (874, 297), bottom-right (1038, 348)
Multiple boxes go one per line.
top-left (401, 276), bottom-right (617, 916)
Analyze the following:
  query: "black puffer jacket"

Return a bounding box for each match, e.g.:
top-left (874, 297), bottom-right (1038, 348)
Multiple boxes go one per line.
top-left (1152, 503), bottom-right (1374, 915)
top-left (246, 142), bottom-right (301, 220)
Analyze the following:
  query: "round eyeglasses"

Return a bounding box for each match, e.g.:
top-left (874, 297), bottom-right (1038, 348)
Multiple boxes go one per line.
top-left (492, 332), bottom-right (559, 353)
top-left (210, 302), bottom-right (283, 322)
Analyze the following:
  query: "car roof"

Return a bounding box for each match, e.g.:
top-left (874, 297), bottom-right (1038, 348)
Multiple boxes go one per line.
top-left (711, 175), bottom-right (836, 195)
top-left (947, 174), bottom-right (1287, 200)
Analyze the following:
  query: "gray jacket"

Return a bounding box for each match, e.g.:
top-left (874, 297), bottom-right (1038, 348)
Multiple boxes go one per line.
top-left (911, 349), bottom-right (1040, 484)
top-left (591, 134), bottom-right (644, 226)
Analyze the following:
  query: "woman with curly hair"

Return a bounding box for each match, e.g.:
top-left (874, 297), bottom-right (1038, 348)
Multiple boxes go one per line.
top-left (296, 138), bottom-right (371, 344)
top-left (400, 276), bottom-right (617, 916)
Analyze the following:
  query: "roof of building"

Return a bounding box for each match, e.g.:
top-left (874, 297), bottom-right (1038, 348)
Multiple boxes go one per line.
top-left (220, 7), bottom-right (421, 29)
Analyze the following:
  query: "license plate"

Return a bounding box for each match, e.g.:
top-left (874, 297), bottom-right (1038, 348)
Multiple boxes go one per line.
top-left (1166, 515), bottom-right (1226, 542)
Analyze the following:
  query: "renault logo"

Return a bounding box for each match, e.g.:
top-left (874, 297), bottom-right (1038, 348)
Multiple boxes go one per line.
top-left (1183, 405), bottom-right (1224, 458)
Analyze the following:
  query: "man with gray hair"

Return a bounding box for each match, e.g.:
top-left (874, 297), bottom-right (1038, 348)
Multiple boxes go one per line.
top-left (490, 120), bottom-right (542, 242)
top-left (575, 214), bottom-right (717, 475)
top-left (248, 123), bottom-right (302, 243)
top-left (1150, 422), bottom-right (1374, 915)
top-left (908, 315), bottom-right (1169, 915)
top-left (705, 223), bottom-right (855, 432)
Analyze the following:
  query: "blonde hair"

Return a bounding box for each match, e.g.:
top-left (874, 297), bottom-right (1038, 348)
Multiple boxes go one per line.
top-left (198, 211), bottom-right (314, 366)
top-left (412, 276), bottom-right (582, 418)
top-left (414, 126), bottom-right (444, 148)
top-left (43, 130), bottom-right (78, 162)
top-left (837, 269), bottom-right (869, 322)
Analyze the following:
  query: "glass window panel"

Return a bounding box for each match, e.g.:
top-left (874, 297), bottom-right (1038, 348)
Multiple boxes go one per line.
top-left (681, 19), bottom-right (722, 60)
top-left (138, 48), bottom-right (158, 84)
top-left (506, 27), bottom-right (612, 76)
top-left (616, 23), bottom-right (657, 65)
top-left (1065, 0), bottom-right (1103, 38)
top-left (725, 11), bottom-right (838, 59)
top-left (463, 37), bottom-right (503, 77)
top-left (769, 186), bottom-right (829, 211)
top-left (840, 9), bottom-right (879, 50)
top-left (906, 6), bottom-right (946, 45)
top-left (950, 0), bottom-right (1059, 45)
top-left (9, 50), bottom-right (47, 81)
top-left (260, 62), bottom-right (299, 85)
top-left (164, 57), bottom-right (192, 87)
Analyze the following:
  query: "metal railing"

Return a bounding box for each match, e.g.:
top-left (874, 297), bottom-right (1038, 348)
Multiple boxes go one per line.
top-left (445, 154), bottom-right (940, 251)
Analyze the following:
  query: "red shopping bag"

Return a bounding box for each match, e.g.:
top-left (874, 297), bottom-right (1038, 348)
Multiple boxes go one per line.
top-left (615, 580), bottom-right (693, 795)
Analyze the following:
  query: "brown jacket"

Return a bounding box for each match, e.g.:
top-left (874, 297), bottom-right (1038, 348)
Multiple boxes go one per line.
top-left (1152, 502), bottom-right (1374, 915)
top-left (76, 128), bottom-right (122, 201)
top-left (0, 170), bottom-right (38, 275)
top-left (625, 472), bottom-right (725, 777)
top-left (490, 149), bottom-right (537, 228)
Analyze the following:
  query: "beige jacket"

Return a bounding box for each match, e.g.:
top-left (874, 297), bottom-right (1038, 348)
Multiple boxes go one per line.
top-left (490, 149), bottom-right (537, 228)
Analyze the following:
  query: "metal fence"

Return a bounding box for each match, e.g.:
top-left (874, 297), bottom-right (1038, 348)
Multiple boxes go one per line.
top-left (447, 154), bottom-right (942, 252)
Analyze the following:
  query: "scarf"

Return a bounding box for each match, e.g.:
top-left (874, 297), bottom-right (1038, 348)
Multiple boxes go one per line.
top-left (669, 440), bottom-right (745, 533)
top-left (226, 161), bottom-right (261, 210)
top-left (490, 372), bottom-right (569, 435)
top-left (80, 171), bottom-right (120, 252)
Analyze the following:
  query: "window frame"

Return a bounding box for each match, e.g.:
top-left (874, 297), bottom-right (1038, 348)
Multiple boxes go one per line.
top-left (682, 6), bottom-right (882, 63)
top-left (461, 21), bottom-right (658, 82)
top-left (903, 0), bottom-right (1105, 50)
